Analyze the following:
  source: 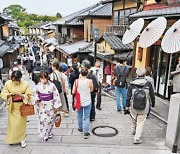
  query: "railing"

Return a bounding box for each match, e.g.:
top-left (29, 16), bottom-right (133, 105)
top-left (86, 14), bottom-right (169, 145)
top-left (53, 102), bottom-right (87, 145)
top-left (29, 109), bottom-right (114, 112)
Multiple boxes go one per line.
top-left (106, 25), bottom-right (129, 36)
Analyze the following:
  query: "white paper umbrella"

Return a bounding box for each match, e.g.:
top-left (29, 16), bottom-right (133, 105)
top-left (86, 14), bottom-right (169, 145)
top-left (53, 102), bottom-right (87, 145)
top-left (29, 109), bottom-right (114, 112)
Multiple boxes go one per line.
top-left (161, 19), bottom-right (180, 53)
top-left (139, 17), bottom-right (167, 48)
top-left (122, 18), bottom-right (144, 44)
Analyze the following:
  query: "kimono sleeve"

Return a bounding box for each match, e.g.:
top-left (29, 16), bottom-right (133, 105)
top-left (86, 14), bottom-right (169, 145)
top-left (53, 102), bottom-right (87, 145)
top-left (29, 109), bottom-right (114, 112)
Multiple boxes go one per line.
top-left (24, 83), bottom-right (33, 104)
top-left (0, 82), bottom-right (10, 101)
top-left (52, 84), bottom-right (62, 108)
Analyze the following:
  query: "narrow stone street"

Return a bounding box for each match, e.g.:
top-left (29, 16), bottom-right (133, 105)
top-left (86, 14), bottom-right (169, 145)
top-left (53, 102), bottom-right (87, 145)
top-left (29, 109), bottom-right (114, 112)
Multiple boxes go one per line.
top-left (0, 74), bottom-right (171, 154)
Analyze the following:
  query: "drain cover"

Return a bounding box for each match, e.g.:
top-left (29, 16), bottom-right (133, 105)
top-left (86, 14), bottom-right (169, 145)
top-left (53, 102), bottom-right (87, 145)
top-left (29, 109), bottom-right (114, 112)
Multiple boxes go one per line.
top-left (92, 126), bottom-right (118, 137)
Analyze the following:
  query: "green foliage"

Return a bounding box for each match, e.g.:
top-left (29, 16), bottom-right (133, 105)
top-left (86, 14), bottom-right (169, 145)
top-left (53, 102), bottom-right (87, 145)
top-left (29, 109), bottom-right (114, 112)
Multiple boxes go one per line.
top-left (56, 13), bottom-right (62, 18)
top-left (2, 4), bottom-right (61, 30)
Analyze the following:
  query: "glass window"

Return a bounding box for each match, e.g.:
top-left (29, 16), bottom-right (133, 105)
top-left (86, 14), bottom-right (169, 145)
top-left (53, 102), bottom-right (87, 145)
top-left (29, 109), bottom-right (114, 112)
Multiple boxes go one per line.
top-left (119, 10), bottom-right (124, 25)
top-left (130, 8), bottom-right (137, 14)
top-left (125, 9), bottom-right (130, 17)
top-left (113, 11), bottom-right (119, 25)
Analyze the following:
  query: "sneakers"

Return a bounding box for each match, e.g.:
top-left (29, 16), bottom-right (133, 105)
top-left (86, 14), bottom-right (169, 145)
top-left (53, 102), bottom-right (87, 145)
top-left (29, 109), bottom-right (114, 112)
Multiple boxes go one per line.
top-left (20, 140), bottom-right (27, 148)
top-left (78, 128), bottom-right (83, 134)
top-left (133, 139), bottom-right (143, 144)
top-left (84, 133), bottom-right (90, 139)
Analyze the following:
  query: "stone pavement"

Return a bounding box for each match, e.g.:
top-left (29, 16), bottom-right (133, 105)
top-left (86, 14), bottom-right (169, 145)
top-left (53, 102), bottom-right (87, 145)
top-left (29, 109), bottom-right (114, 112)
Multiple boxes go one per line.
top-left (0, 74), bottom-right (173, 154)
top-left (103, 89), bottom-right (170, 123)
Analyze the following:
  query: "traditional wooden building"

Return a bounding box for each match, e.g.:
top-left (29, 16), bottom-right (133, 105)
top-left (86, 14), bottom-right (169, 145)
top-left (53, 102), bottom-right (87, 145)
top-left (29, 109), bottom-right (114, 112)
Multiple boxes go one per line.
top-left (53, 2), bottom-right (113, 64)
top-left (130, 0), bottom-right (180, 99)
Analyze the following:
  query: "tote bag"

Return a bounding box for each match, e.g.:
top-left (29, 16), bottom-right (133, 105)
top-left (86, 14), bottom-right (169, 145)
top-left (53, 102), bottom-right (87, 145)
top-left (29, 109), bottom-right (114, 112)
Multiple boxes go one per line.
top-left (73, 79), bottom-right (81, 111)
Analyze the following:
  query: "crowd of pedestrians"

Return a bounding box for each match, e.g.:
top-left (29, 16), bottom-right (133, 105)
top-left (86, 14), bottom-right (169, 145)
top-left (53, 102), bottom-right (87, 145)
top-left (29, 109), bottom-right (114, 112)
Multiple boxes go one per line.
top-left (0, 41), bottom-right (157, 148)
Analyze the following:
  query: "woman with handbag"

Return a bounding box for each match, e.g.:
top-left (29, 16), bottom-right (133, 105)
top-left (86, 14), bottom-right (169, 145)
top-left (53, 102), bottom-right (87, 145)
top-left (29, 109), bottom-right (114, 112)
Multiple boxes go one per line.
top-left (33, 71), bottom-right (62, 142)
top-left (0, 70), bottom-right (32, 148)
top-left (72, 67), bottom-right (93, 139)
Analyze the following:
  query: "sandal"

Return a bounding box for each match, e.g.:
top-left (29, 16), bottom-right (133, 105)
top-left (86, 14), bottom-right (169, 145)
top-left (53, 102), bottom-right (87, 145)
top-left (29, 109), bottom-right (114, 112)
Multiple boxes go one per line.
top-left (42, 138), bottom-right (48, 142)
top-left (48, 133), bottom-right (53, 139)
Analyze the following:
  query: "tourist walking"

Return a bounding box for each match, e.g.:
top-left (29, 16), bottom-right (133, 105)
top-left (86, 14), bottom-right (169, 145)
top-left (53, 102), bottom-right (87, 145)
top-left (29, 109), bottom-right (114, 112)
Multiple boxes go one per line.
top-left (32, 61), bottom-right (43, 85)
top-left (114, 57), bottom-right (130, 113)
top-left (50, 62), bottom-right (69, 116)
top-left (33, 71), bottom-right (62, 142)
top-left (72, 67), bottom-right (93, 139)
top-left (69, 63), bottom-right (80, 110)
top-left (1, 70), bottom-right (32, 148)
top-left (126, 68), bottom-right (155, 144)
top-left (59, 63), bottom-right (69, 111)
top-left (90, 61), bottom-right (103, 110)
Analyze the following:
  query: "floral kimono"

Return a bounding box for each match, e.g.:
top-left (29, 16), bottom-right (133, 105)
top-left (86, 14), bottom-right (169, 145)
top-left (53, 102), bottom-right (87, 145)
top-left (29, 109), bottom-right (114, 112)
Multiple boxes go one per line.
top-left (34, 81), bottom-right (62, 140)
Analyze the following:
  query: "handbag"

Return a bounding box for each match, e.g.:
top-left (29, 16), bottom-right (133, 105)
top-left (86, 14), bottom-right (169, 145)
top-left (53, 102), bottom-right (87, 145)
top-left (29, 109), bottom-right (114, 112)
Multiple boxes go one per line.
top-left (20, 104), bottom-right (35, 116)
top-left (55, 113), bottom-right (62, 127)
top-left (12, 95), bottom-right (23, 102)
top-left (73, 79), bottom-right (81, 111)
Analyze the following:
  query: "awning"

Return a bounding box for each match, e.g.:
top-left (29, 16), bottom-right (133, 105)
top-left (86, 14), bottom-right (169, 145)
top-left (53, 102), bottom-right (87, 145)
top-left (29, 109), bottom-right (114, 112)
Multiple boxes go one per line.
top-left (56, 41), bottom-right (91, 56)
top-left (49, 45), bottom-right (56, 52)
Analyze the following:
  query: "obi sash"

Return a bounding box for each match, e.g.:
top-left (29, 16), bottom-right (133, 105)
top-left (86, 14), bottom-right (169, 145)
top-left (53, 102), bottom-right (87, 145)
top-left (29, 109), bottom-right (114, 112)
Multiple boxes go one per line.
top-left (38, 93), bottom-right (53, 101)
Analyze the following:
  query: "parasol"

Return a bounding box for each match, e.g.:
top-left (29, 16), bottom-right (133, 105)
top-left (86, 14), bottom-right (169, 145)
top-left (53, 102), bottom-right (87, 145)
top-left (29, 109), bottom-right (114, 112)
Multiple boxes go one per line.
top-left (161, 19), bottom-right (180, 53)
top-left (139, 17), bottom-right (167, 48)
top-left (122, 18), bottom-right (144, 44)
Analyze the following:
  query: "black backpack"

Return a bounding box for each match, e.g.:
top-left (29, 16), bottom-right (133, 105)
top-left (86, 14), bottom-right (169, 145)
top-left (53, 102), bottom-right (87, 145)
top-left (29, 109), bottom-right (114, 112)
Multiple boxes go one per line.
top-left (53, 72), bottom-right (62, 93)
top-left (115, 66), bottom-right (127, 88)
top-left (88, 71), bottom-right (99, 93)
top-left (133, 85), bottom-right (148, 110)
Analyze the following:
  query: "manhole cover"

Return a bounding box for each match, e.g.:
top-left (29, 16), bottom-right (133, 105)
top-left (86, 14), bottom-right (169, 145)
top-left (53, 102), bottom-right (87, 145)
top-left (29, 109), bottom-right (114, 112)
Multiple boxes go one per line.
top-left (92, 126), bottom-right (118, 137)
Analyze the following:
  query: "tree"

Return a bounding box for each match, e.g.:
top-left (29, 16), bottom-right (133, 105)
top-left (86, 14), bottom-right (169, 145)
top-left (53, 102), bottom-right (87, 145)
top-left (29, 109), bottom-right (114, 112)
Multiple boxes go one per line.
top-left (3, 5), bottom-right (26, 19)
top-left (56, 13), bottom-right (62, 18)
top-left (2, 4), bottom-right (62, 34)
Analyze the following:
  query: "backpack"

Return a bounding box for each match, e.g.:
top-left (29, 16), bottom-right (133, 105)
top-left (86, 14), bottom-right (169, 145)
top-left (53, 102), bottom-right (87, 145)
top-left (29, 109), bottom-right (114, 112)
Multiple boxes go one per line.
top-left (132, 85), bottom-right (148, 110)
top-left (115, 66), bottom-right (127, 88)
top-left (53, 72), bottom-right (62, 93)
top-left (88, 71), bottom-right (99, 93)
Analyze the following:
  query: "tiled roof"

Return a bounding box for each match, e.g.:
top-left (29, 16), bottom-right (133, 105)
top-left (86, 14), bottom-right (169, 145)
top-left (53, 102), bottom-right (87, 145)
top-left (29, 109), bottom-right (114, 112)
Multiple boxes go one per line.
top-left (29, 22), bottom-right (49, 29)
top-left (43, 37), bottom-right (58, 46)
top-left (40, 23), bottom-right (56, 30)
top-left (98, 33), bottom-right (133, 51)
top-left (8, 22), bottom-right (19, 29)
top-left (0, 13), bottom-right (13, 21)
top-left (130, 6), bottom-right (180, 19)
top-left (53, 4), bottom-right (98, 26)
top-left (0, 40), bottom-right (5, 46)
top-left (56, 41), bottom-right (91, 55)
top-left (53, 3), bottom-right (112, 26)
top-left (79, 3), bottom-right (112, 17)
top-left (0, 44), bottom-right (10, 56)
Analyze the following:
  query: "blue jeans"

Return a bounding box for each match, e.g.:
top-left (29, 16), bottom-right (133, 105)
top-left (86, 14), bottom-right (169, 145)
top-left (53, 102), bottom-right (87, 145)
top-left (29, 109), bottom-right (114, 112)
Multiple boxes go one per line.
top-left (115, 87), bottom-right (127, 111)
top-left (77, 103), bottom-right (91, 134)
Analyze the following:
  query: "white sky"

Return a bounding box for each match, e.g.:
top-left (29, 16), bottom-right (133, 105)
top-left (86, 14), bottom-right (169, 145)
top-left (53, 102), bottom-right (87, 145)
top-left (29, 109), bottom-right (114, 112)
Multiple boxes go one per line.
top-left (0, 0), bottom-right (101, 17)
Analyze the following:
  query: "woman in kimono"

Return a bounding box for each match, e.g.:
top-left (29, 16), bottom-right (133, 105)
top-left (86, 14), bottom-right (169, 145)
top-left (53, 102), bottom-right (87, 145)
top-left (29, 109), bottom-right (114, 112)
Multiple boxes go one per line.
top-left (0, 70), bottom-right (32, 148)
top-left (34, 71), bottom-right (62, 142)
